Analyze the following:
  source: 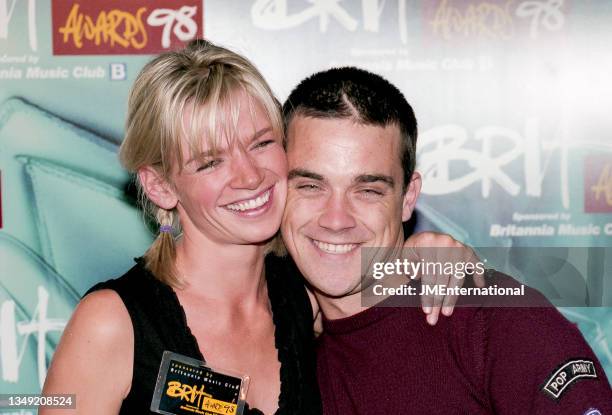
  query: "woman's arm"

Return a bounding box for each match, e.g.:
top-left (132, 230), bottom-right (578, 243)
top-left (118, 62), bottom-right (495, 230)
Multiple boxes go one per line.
top-left (40, 289), bottom-right (133, 415)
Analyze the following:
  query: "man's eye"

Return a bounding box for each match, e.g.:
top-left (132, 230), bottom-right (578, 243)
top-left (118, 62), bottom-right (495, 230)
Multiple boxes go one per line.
top-left (296, 184), bottom-right (320, 191)
top-left (197, 159), bottom-right (222, 171)
top-left (360, 188), bottom-right (384, 196)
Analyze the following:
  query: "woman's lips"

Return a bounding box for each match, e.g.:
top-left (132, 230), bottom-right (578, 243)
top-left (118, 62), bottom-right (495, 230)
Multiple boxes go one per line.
top-left (223, 186), bottom-right (274, 217)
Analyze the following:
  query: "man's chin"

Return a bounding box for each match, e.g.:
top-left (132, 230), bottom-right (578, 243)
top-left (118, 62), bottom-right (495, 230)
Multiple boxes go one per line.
top-left (310, 277), bottom-right (362, 299)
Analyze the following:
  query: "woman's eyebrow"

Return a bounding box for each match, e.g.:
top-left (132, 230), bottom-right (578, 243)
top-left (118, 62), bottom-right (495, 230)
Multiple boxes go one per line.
top-left (250, 126), bottom-right (273, 142)
top-left (185, 126), bottom-right (274, 165)
top-left (185, 149), bottom-right (222, 165)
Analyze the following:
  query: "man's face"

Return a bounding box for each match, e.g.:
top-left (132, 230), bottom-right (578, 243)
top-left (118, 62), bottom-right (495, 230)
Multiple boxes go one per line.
top-left (281, 115), bottom-right (420, 301)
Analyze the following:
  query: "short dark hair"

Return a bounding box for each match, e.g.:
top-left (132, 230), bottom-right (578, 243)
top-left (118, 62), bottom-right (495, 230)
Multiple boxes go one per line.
top-left (282, 66), bottom-right (417, 187)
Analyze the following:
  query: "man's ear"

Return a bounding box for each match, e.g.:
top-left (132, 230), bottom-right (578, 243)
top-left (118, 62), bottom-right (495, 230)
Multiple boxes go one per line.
top-left (138, 166), bottom-right (178, 210)
top-left (402, 171), bottom-right (422, 222)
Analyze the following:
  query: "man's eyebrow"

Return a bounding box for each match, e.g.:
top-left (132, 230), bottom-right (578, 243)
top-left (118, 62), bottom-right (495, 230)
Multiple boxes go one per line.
top-left (287, 168), bottom-right (325, 181)
top-left (354, 174), bottom-right (395, 188)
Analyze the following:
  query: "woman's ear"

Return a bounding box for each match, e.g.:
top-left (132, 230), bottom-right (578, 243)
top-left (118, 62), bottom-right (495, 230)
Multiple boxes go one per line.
top-left (402, 171), bottom-right (422, 222)
top-left (138, 166), bottom-right (178, 210)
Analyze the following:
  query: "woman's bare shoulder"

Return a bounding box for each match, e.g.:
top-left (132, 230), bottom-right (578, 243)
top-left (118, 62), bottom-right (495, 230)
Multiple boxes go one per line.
top-left (41, 289), bottom-right (133, 415)
top-left (71, 289), bottom-right (132, 335)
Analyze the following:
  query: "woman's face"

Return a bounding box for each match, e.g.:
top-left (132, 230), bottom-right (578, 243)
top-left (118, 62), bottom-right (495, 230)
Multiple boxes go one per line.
top-left (170, 91), bottom-right (287, 246)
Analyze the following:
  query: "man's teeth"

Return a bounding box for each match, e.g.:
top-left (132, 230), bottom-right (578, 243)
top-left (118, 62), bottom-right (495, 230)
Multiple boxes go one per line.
top-left (313, 240), bottom-right (357, 254)
top-left (226, 190), bottom-right (270, 211)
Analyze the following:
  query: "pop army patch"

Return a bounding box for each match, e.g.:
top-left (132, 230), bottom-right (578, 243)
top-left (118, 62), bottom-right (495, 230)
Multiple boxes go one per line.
top-left (541, 358), bottom-right (598, 401)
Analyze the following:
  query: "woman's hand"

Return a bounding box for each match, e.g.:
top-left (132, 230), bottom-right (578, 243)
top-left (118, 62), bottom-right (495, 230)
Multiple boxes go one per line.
top-left (403, 232), bottom-right (485, 326)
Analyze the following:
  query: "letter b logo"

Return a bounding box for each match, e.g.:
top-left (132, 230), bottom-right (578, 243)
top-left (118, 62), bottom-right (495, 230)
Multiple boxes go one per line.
top-left (110, 63), bottom-right (127, 80)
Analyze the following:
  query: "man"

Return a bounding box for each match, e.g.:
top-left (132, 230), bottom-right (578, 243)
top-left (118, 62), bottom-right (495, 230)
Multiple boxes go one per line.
top-left (280, 67), bottom-right (612, 414)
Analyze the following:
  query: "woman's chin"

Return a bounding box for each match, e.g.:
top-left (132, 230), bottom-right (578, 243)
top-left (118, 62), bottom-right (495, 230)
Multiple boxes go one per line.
top-left (226, 219), bottom-right (281, 246)
top-left (242, 229), bottom-right (281, 246)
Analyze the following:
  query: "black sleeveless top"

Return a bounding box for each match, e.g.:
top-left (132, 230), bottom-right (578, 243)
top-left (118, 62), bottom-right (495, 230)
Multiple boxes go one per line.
top-left (87, 254), bottom-right (321, 414)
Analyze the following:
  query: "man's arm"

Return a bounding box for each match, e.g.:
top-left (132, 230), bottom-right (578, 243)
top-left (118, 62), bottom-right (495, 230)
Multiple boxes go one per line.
top-left (404, 231), bottom-right (485, 325)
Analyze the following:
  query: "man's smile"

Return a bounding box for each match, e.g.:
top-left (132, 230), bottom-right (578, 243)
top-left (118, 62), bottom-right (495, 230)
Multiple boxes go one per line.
top-left (310, 238), bottom-right (360, 255)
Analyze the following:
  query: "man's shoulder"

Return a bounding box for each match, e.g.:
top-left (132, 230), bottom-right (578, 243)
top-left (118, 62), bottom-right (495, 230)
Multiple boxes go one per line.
top-left (449, 270), bottom-right (611, 413)
top-left (449, 269), bottom-right (589, 353)
top-left (472, 269), bottom-right (579, 335)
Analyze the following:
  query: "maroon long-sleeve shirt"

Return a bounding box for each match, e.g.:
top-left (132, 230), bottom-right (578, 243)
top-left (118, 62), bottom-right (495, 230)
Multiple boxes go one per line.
top-left (317, 274), bottom-right (612, 414)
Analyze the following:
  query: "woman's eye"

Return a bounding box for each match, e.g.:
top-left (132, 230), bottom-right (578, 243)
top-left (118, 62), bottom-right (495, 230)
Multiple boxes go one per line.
top-left (197, 159), bottom-right (222, 171)
top-left (253, 139), bottom-right (275, 149)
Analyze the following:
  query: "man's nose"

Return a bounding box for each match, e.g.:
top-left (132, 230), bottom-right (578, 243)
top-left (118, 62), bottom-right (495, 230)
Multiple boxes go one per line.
top-left (318, 193), bottom-right (357, 232)
top-left (229, 150), bottom-right (264, 190)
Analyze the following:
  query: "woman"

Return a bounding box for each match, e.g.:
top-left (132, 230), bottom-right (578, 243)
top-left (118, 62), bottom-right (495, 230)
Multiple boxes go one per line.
top-left (42, 39), bottom-right (318, 414)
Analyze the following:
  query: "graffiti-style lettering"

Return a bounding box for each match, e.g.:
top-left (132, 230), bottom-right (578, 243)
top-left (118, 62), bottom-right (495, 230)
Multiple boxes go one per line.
top-left (516, 0), bottom-right (564, 38)
top-left (419, 124), bottom-right (521, 197)
top-left (251, 0), bottom-right (417, 43)
top-left (0, 286), bottom-right (67, 387)
top-left (0, 0), bottom-right (37, 51)
top-left (418, 119), bottom-right (587, 209)
top-left (58, 3), bottom-right (148, 49)
top-left (249, 0), bottom-right (564, 43)
top-left (251, 0), bottom-right (358, 32)
top-left (429, 0), bottom-right (515, 40)
top-left (166, 381), bottom-right (211, 408)
top-left (591, 164), bottom-right (612, 206)
top-left (147, 6), bottom-right (198, 48)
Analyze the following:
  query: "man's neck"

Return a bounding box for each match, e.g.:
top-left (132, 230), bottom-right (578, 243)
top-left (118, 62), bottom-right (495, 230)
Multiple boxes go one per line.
top-left (316, 291), bottom-right (367, 320)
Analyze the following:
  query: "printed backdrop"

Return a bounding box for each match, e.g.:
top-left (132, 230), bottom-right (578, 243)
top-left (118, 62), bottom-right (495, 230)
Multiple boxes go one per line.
top-left (0, 0), bottom-right (611, 399)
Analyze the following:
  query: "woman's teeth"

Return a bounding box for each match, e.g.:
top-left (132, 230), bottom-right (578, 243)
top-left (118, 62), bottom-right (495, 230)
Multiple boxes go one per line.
top-left (226, 190), bottom-right (271, 211)
top-left (313, 240), bottom-right (357, 254)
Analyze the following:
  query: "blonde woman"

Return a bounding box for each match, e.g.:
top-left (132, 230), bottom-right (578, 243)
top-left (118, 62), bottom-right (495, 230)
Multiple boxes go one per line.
top-left (42, 40), bottom-right (475, 414)
top-left (42, 39), bottom-right (317, 415)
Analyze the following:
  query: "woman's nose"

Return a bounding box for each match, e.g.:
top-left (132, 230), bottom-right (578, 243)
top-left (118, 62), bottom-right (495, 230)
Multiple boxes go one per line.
top-left (229, 151), bottom-right (264, 190)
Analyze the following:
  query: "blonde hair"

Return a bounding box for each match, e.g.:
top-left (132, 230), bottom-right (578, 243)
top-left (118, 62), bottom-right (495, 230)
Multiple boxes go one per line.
top-left (119, 39), bottom-right (283, 286)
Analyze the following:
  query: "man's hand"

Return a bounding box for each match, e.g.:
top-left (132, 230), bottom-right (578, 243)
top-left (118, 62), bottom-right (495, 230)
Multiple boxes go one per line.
top-left (403, 231), bottom-right (485, 326)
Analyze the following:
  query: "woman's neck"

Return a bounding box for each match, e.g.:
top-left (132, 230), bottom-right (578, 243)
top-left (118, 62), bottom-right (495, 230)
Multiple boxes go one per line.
top-left (173, 232), bottom-right (268, 308)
